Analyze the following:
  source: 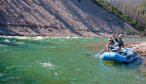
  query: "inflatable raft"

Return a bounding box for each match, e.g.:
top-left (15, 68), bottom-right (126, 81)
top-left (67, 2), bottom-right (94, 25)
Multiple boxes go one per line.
top-left (100, 48), bottom-right (139, 63)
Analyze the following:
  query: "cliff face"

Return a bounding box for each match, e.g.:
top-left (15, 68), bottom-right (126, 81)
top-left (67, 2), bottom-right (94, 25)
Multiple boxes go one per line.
top-left (0, 0), bottom-right (138, 36)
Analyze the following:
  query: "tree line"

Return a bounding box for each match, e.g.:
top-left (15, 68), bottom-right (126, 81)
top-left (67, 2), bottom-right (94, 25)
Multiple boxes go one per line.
top-left (95, 0), bottom-right (146, 32)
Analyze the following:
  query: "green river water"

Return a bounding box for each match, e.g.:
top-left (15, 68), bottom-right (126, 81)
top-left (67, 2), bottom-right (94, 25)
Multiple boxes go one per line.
top-left (0, 36), bottom-right (146, 84)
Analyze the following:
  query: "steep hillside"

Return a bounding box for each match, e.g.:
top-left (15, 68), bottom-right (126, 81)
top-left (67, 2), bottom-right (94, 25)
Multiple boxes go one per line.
top-left (0, 0), bottom-right (138, 36)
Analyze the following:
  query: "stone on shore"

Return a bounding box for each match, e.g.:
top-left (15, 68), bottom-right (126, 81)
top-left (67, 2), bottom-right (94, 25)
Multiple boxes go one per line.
top-left (130, 41), bottom-right (146, 55)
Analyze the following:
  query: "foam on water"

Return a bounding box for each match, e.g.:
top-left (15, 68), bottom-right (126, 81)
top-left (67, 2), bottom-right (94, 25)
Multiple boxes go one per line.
top-left (0, 36), bottom-right (97, 42)
top-left (15, 36), bottom-right (28, 40)
top-left (94, 51), bottom-right (104, 58)
top-left (33, 36), bottom-right (44, 40)
top-left (4, 39), bottom-right (10, 43)
top-left (15, 42), bottom-right (24, 45)
top-left (0, 36), bottom-right (28, 40)
top-left (0, 44), bottom-right (7, 48)
top-left (0, 73), bottom-right (3, 77)
top-left (40, 63), bottom-right (55, 69)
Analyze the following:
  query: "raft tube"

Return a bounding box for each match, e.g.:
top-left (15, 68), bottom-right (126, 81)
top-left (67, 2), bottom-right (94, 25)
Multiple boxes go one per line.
top-left (100, 48), bottom-right (138, 63)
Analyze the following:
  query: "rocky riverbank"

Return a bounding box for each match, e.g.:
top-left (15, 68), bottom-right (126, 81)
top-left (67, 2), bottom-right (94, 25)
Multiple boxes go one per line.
top-left (129, 41), bottom-right (146, 55)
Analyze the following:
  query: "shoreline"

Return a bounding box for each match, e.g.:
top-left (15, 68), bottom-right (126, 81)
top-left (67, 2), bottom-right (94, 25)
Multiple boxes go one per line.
top-left (128, 41), bottom-right (146, 55)
top-left (0, 33), bottom-right (142, 38)
top-left (0, 34), bottom-right (145, 40)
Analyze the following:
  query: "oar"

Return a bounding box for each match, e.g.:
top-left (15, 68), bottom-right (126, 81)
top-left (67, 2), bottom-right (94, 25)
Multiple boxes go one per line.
top-left (141, 54), bottom-right (146, 57)
top-left (99, 49), bottom-right (105, 54)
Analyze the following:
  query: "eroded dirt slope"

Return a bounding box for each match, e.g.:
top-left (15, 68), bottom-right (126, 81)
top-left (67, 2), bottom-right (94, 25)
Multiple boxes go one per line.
top-left (0, 0), bottom-right (138, 36)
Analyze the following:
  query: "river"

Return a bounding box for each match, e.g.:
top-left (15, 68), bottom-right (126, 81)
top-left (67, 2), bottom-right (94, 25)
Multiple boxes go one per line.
top-left (0, 36), bottom-right (146, 84)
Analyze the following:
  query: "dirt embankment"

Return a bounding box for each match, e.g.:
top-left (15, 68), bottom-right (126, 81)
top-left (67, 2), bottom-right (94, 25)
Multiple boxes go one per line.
top-left (0, 0), bottom-right (139, 36)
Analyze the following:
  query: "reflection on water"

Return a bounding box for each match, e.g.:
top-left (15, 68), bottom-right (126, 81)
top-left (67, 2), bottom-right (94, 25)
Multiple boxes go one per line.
top-left (0, 36), bottom-right (146, 84)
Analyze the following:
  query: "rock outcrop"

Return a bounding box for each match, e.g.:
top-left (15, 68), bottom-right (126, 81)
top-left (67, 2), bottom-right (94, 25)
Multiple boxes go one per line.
top-left (0, 0), bottom-right (139, 36)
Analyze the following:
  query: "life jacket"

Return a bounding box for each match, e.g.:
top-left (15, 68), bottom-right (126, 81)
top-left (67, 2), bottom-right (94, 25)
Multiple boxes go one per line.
top-left (114, 38), bottom-right (124, 47)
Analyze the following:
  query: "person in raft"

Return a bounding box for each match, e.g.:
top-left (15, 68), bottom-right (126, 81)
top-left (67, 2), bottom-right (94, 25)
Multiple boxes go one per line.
top-left (110, 34), bottom-right (125, 52)
top-left (116, 34), bottom-right (124, 48)
top-left (104, 37), bottom-right (115, 51)
top-left (104, 34), bottom-right (124, 52)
